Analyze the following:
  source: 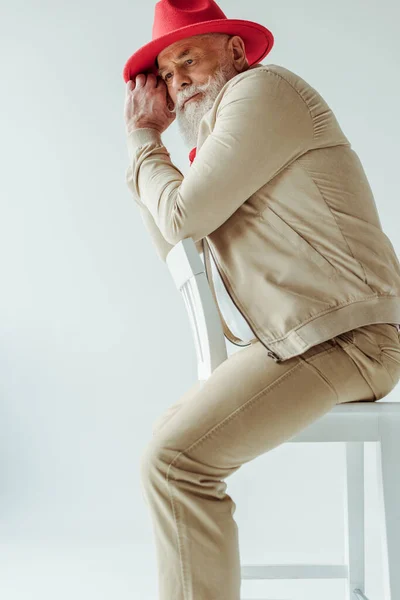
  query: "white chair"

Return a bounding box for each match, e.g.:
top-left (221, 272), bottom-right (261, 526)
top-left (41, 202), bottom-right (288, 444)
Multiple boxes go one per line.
top-left (165, 237), bottom-right (400, 600)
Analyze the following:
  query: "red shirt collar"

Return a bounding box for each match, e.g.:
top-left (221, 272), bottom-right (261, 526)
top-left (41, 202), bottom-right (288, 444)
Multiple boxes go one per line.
top-left (189, 147), bottom-right (197, 165)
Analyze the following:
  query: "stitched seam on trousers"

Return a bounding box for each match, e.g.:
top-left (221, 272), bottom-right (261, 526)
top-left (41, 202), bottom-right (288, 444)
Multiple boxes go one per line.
top-left (296, 353), bottom-right (339, 403)
top-left (165, 464), bottom-right (188, 598)
top-left (164, 359), bottom-right (305, 598)
top-left (378, 354), bottom-right (397, 386)
top-left (336, 344), bottom-right (378, 401)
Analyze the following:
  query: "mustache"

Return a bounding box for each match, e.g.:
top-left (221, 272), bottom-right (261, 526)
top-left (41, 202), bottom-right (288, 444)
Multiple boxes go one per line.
top-left (167, 92), bottom-right (200, 113)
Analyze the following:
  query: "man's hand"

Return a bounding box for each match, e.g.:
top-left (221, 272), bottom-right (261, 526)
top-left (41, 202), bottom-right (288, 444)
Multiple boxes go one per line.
top-left (124, 73), bottom-right (176, 135)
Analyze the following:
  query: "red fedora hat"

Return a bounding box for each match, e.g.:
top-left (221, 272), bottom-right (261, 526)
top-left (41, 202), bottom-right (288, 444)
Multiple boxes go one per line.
top-left (122, 0), bottom-right (274, 82)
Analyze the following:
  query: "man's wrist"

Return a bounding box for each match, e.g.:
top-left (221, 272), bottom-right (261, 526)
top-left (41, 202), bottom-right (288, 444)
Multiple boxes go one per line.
top-left (126, 127), bottom-right (164, 162)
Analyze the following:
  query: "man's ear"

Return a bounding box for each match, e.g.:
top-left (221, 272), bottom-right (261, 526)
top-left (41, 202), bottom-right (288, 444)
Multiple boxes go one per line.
top-left (166, 94), bottom-right (175, 111)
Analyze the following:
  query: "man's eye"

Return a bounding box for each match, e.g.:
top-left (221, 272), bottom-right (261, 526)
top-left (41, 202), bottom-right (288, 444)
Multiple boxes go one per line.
top-left (165, 59), bottom-right (194, 81)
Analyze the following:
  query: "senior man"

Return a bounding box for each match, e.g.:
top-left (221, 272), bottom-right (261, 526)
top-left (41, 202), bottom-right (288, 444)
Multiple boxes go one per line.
top-left (123, 1), bottom-right (400, 599)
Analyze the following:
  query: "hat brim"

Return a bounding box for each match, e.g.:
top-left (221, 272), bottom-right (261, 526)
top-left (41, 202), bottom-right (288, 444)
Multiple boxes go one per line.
top-left (123, 19), bottom-right (274, 82)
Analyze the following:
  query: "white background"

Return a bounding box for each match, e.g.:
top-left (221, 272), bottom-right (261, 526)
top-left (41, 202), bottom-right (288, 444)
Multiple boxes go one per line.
top-left (0, 0), bottom-right (399, 598)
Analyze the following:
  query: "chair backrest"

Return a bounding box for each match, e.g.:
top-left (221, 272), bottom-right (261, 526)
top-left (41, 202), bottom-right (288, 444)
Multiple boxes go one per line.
top-left (166, 237), bottom-right (227, 380)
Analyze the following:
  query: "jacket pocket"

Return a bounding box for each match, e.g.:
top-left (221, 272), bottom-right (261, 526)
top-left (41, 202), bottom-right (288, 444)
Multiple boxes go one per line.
top-left (261, 206), bottom-right (337, 278)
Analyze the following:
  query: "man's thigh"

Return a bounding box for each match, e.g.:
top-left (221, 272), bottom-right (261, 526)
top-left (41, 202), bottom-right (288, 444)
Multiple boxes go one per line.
top-left (151, 339), bottom-right (300, 439)
top-left (147, 337), bottom-right (367, 473)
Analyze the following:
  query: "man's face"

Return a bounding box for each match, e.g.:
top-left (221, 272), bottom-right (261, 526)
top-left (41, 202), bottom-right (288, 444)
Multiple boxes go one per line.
top-left (156, 35), bottom-right (240, 148)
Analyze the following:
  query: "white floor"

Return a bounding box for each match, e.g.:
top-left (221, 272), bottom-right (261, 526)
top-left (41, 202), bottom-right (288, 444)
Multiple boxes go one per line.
top-left (0, 444), bottom-right (386, 600)
top-left (0, 536), bottom-right (349, 600)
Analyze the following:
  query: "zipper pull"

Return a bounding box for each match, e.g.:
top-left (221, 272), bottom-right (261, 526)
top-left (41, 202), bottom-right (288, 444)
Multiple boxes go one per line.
top-left (267, 350), bottom-right (281, 362)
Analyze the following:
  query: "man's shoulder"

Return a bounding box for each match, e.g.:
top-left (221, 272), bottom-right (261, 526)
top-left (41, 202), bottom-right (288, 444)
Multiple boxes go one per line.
top-left (218, 63), bottom-right (305, 100)
top-left (198, 62), bottom-right (315, 142)
top-left (232, 62), bottom-right (310, 88)
top-left (218, 63), bottom-right (324, 114)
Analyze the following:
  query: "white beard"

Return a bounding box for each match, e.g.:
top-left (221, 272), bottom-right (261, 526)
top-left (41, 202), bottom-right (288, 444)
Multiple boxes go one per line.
top-left (172, 60), bottom-right (238, 149)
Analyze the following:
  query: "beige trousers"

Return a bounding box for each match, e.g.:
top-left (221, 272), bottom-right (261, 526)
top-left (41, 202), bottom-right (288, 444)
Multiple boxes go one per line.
top-left (140, 323), bottom-right (400, 600)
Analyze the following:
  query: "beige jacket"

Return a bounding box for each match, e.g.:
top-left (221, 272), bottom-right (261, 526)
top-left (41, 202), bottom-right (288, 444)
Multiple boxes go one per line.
top-left (125, 63), bottom-right (400, 362)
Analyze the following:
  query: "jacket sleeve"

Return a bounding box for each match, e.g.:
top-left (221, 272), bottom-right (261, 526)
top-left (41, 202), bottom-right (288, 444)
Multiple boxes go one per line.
top-left (125, 69), bottom-right (314, 246)
top-left (125, 165), bottom-right (204, 262)
top-left (125, 164), bottom-right (175, 262)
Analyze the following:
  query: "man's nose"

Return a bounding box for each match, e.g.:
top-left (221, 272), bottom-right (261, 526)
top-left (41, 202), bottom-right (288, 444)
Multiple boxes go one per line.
top-left (171, 71), bottom-right (192, 95)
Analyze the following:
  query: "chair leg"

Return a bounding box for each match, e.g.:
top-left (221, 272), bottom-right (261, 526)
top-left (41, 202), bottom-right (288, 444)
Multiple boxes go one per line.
top-left (353, 590), bottom-right (371, 599)
top-left (376, 413), bottom-right (400, 600)
top-left (344, 442), bottom-right (366, 599)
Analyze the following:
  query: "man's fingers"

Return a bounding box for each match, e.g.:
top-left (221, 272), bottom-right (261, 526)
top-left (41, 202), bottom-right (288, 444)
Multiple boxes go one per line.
top-left (126, 73), bottom-right (159, 95)
top-left (126, 80), bottom-right (135, 94)
top-left (134, 73), bottom-right (146, 86)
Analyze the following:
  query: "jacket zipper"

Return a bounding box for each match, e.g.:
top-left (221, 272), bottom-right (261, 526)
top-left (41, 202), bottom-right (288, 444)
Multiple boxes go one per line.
top-left (202, 238), bottom-right (281, 362)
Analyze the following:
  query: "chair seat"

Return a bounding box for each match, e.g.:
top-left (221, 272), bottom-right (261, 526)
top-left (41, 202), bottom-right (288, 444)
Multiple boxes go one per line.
top-left (288, 401), bottom-right (399, 443)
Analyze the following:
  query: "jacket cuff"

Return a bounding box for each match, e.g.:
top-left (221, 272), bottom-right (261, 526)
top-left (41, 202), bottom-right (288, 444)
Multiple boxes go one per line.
top-left (126, 128), bottom-right (163, 161)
